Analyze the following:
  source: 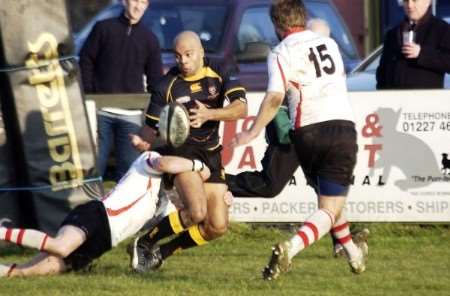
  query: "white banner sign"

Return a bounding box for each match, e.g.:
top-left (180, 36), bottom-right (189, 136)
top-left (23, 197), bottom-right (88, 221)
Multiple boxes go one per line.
top-left (225, 90), bottom-right (450, 222)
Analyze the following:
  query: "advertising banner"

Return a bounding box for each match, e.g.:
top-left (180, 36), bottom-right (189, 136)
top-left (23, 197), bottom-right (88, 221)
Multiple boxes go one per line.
top-left (0, 0), bottom-right (102, 233)
top-left (0, 105), bottom-right (22, 227)
top-left (225, 90), bottom-right (450, 222)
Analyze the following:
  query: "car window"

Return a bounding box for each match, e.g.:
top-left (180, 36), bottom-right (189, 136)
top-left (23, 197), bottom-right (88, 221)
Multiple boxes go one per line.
top-left (236, 6), bottom-right (278, 53)
top-left (365, 56), bottom-right (380, 73)
top-left (141, 3), bottom-right (228, 53)
top-left (304, 2), bottom-right (358, 60)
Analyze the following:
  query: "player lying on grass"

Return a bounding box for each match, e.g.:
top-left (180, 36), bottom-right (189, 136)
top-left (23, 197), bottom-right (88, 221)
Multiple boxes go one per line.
top-left (0, 151), bottom-right (210, 278)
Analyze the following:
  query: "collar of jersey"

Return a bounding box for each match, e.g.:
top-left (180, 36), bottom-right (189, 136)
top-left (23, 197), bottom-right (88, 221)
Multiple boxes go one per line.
top-left (282, 26), bottom-right (305, 39)
top-left (179, 66), bottom-right (221, 82)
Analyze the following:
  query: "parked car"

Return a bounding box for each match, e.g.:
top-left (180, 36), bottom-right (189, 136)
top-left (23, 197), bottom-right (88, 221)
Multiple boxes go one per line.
top-left (347, 16), bottom-right (450, 91)
top-left (74, 0), bottom-right (360, 91)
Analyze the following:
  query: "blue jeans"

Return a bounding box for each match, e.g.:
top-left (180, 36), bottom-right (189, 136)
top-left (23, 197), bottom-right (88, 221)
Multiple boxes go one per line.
top-left (97, 110), bottom-right (142, 181)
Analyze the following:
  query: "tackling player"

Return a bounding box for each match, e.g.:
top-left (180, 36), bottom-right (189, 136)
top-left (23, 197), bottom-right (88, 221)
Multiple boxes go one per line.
top-left (0, 151), bottom-right (210, 277)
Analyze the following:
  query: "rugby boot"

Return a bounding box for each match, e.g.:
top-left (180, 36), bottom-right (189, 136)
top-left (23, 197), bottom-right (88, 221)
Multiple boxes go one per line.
top-left (262, 241), bottom-right (292, 281)
top-left (348, 228), bottom-right (370, 274)
top-left (145, 245), bottom-right (164, 271)
top-left (128, 236), bottom-right (153, 273)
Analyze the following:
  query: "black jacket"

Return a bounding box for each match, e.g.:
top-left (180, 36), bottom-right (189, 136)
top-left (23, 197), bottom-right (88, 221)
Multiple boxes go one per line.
top-left (376, 11), bottom-right (450, 89)
top-left (79, 14), bottom-right (162, 93)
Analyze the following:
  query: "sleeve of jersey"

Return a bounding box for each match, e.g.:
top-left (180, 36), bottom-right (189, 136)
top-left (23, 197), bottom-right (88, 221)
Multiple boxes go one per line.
top-left (267, 52), bottom-right (288, 94)
top-left (144, 88), bottom-right (166, 129)
top-left (223, 72), bottom-right (247, 104)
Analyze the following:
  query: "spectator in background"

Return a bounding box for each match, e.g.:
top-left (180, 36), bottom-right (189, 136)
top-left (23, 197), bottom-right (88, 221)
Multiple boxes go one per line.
top-left (376, 0), bottom-right (450, 89)
top-left (79, 0), bottom-right (162, 182)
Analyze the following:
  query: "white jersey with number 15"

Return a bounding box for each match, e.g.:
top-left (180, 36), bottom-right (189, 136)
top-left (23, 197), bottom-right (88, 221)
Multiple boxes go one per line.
top-left (267, 30), bottom-right (354, 129)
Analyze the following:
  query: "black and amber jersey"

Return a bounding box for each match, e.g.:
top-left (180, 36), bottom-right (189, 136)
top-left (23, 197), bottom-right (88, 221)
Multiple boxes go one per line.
top-left (145, 58), bottom-right (246, 148)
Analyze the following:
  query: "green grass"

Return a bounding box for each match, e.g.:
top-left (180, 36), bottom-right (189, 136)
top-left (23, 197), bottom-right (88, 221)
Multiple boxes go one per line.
top-left (1, 223), bottom-right (449, 296)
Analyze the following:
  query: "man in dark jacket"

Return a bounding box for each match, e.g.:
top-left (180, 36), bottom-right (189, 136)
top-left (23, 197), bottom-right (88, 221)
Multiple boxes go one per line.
top-left (80, 0), bottom-right (162, 181)
top-left (376, 0), bottom-right (450, 89)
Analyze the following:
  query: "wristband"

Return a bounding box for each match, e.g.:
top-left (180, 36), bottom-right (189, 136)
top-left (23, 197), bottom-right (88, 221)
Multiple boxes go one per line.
top-left (192, 159), bottom-right (204, 172)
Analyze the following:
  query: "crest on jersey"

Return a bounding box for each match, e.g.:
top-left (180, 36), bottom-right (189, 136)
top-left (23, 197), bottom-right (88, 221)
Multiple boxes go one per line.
top-left (190, 83), bottom-right (202, 93)
top-left (208, 86), bottom-right (219, 99)
top-left (209, 86), bottom-right (217, 96)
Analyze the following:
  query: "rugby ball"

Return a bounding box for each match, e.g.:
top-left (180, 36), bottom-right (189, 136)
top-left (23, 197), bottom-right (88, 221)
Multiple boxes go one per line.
top-left (159, 102), bottom-right (190, 148)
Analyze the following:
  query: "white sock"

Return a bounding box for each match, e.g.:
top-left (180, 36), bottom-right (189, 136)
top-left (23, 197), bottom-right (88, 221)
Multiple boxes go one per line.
top-left (288, 209), bottom-right (335, 260)
top-left (0, 227), bottom-right (48, 251)
top-left (331, 215), bottom-right (360, 261)
top-left (0, 264), bottom-right (9, 277)
top-left (0, 264), bottom-right (16, 278)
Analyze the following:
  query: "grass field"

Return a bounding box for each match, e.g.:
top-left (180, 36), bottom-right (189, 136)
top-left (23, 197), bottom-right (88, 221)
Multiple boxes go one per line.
top-left (0, 223), bottom-right (449, 296)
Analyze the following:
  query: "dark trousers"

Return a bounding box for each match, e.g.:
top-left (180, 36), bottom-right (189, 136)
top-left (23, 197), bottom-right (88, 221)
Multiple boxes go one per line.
top-left (226, 140), bottom-right (340, 247)
top-left (226, 142), bottom-right (299, 198)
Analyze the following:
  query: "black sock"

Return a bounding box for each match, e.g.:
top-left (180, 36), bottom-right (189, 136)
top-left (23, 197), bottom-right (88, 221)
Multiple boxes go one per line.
top-left (159, 225), bottom-right (208, 259)
top-left (140, 211), bottom-right (186, 246)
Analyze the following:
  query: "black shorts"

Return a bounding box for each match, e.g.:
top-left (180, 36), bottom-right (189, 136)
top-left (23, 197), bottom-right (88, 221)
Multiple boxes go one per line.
top-left (60, 200), bottom-right (112, 271)
top-left (157, 144), bottom-right (226, 184)
top-left (291, 120), bottom-right (357, 196)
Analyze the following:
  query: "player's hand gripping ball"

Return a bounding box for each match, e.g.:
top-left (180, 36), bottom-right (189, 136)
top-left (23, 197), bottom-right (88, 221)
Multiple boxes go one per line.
top-left (159, 102), bottom-right (190, 148)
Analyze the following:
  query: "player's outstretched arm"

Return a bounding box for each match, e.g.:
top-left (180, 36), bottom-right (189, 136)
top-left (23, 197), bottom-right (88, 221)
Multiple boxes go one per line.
top-left (150, 154), bottom-right (210, 181)
top-left (231, 91), bottom-right (284, 147)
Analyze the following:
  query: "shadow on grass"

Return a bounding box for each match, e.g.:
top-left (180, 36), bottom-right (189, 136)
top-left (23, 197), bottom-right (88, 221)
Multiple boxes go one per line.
top-left (0, 242), bottom-right (35, 256)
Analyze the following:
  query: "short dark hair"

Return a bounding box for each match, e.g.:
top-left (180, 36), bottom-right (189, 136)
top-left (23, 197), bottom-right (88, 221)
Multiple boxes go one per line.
top-left (270, 0), bottom-right (307, 32)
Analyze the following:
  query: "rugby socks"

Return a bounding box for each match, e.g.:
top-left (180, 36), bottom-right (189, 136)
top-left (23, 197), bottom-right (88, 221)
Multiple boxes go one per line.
top-left (0, 227), bottom-right (48, 251)
top-left (0, 264), bottom-right (17, 278)
top-left (331, 215), bottom-right (360, 260)
top-left (140, 211), bottom-right (186, 246)
top-left (287, 209), bottom-right (335, 260)
top-left (330, 231), bottom-right (341, 247)
top-left (159, 225), bottom-right (208, 259)
top-left (0, 264), bottom-right (11, 277)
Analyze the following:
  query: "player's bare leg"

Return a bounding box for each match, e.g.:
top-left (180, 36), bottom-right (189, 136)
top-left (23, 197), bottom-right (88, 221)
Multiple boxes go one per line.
top-left (141, 182), bottom-right (228, 271)
top-left (0, 225), bottom-right (86, 259)
top-left (129, 159), bottom-right (211, 272)
top-left (176, 172), bottom-right (208, 226)
top-left (134, 182), bottom-right (230, 266)
top-left (44, 226), bottom-right (87, 258)
top-left (201, 183), bottom-right (229, 240)
top-left (2, 253), bottom-right (66, 278)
